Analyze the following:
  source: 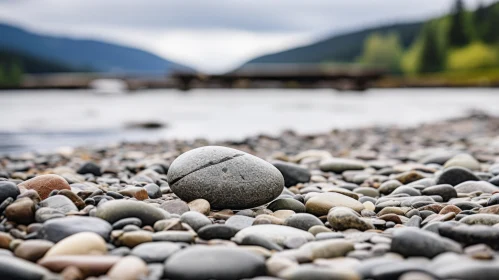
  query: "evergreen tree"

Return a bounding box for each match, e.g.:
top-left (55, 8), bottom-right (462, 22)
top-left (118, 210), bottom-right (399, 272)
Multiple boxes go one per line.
top-left (419, 27), bottom-right (444, 73)
top-left (448, 0), bottom-right (470, 47)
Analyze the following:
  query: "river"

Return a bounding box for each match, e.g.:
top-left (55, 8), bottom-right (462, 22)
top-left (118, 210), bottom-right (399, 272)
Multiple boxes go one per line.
top-left (1, 88), bottom-right (498, 154)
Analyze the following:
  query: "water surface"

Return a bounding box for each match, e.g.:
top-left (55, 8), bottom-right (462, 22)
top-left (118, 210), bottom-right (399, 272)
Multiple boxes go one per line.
top-left (1, 88), bottom-right (498, 154)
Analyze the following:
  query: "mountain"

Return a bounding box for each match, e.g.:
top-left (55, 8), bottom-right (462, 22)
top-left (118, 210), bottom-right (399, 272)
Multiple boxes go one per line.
top-left (0, 23), bottom-right (193, 74)
top-left (243, 22), bottom-right (423, 65)
top-left (242, 1), bottom-right (499, 76)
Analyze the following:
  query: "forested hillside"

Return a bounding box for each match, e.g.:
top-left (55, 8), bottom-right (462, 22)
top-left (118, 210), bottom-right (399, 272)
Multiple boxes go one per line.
top-left (244, 0), bottom-right (499, 77)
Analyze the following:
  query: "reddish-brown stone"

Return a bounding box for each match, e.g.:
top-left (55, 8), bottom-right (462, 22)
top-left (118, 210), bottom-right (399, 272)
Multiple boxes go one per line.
top-left (18, 174), bottom-right (71, 200)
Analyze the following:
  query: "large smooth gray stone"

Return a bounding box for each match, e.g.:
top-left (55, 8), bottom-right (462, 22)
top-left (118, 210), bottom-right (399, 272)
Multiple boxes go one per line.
top-left (167, 146), bottom-right (284, 209)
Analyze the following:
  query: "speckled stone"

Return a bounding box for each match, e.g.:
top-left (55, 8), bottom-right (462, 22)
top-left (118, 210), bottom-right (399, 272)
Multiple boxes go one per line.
top-left (167, 146), bottom-right (284, 209)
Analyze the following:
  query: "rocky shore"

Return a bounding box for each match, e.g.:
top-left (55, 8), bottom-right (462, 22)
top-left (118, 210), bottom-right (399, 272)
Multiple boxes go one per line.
top-left (2, 112), bottom-right (499, 280)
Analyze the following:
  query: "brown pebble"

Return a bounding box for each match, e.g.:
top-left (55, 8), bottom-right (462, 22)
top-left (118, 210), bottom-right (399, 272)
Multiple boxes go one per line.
top-left (17, 190), bottom-right (42, 204)
top-left (118, 187), bottom-right (149, 200)
top-left (439, 205), bottom-right (461, 215)
top-left (5, 197), bottom-right (36, 225)
top-left (58, 190), bottom-right (86, 209)
top-left (18, 174), bottom-right (71, 200)
top-left (14, 240), bottom-right (54, 262)
top-left (0, 232), bottom-right (13, 249)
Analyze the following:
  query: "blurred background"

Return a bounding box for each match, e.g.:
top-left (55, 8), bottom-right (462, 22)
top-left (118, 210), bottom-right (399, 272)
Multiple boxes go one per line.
top-left (0, 0), bottom-right (498, 154)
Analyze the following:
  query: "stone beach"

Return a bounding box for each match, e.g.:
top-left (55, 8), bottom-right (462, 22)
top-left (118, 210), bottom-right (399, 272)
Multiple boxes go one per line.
top-left (2, 112), bottom-right (499, 279)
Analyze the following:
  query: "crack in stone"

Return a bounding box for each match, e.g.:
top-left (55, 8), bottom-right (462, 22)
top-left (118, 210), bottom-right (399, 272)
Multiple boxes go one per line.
top-left (169, 153), bottom-right (245, 186)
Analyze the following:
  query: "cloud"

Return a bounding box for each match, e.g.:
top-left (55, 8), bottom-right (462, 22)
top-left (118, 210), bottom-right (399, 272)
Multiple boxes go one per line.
top-left (0, 0), bottom-right (495, 72)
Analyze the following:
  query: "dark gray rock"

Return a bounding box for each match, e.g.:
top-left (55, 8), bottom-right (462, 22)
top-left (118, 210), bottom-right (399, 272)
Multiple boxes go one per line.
top-left (131, 242), bottom-right (182, 263)
top-left (284, 213), bottom-right (323, 231)
top-left (0, 181), bottom-right (20, 204)
top-left (38, 216), bottom-right (112, 242)
top-left (112, 217), bottom-right (142, 230)
top-left (439, 223), bottom-right (499, 249)
top-left (197, 224), bottom-right (239, 240)
top-left (77, 162), bottom-right (102, 176)
top-left (370, 260), bottom-right (438, 280)
top-left (164, 246), bottom-right (266, 280)
top-left (96, 200), bottom-right (169, 226)
top-left (421, 184), bottom-right (457, 202)
top-left (487, 193), bottom-right (499, 206)
top-left (488, 174), bottom-right (499, 186)
top-left (0, 255), bottom-right (53, 280)
top-left (267, 198), bottom-right (305, 213)
top-left (391, 227), bottom-right (462, 258)
top-left (436, 167), bottom-right (479, 186)
top-left (272, 161), bottom-right (311, 187)
top-left (167, 146), bottom-right (284, 209)
top-left (144, 183), bottom-right (162, 199)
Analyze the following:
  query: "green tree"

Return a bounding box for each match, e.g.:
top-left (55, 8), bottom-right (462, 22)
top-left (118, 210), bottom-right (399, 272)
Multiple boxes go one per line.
top-left (419, 27), bottom-right (444, 73)
top-left (448, 0), bottom-right (470, 47)
top-left (475, 2), bottom-right (499, 44)
top-left (359, 32), bottom-right (403, 73)
top-left (8, 61), bottom-right (23, 86)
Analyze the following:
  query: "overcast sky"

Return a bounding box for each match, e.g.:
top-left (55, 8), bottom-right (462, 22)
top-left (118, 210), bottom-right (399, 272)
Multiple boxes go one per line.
top-left (0, 0), bottom-right (495, 73)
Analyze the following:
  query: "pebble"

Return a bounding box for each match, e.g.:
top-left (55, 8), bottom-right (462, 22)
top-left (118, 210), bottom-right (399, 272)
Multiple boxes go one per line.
top-left (164, 246), bottom-right (266, 280)
top-left (197, 224), bottom-right (239, 240)
top-left (14, 240), bottom-right (54, 262)
top-left (130, 241), bottom-right (182, 263)
top-left (284, 213), bottom-right (324, 231)
top-left (37, 216), bottom-right (112, 242)
top-left (40, 195), bottom-right (78, 213)
top-left (319, 158), bottom-right (367, 173)
top-left (267, 198), bottom-right (305, 213)
top-left (144, 183), bottom-right (162, 199)
top-left (233, 224), bottom-right (315, 246)
top-left (444, 153), bottom-right (480, 171)
top-left (107, 256), bottom-right (148, 280)
top-left (187, 198), bottom-right (211, 215)
top-left (0, 181), bottom-right (20, 203)
top-left (77, 162), bottom-right (102, 176)
top-left (166, 146), bottom-right (284, 209)
top-left (38, 255), bottom-right (120, 276)
top-left (436, 167), bottom-right (479, 186)
top-left (391, 227), bottom-right (462, 258)
top-left (96, 200), bottom-right (169, 226)
top-left (180, 211), bottom-right (212, 231)
top-left (44, 232), bottom-right (107, 257)
top-left (305, 192), bottom-right (364, 216)
top-left (454, 181), bottom-right (499, 193)
top-left (18, 174), bottom-right (71, 199)
top-left (5, 197), bottom-right (36, 224)
top-left (225, 215), bottom-right (255, 231)
top-left (272, 161), bottom-right (311, 187)
top-left (328, 207), bottom-right (374, 231)
top-left (0, 255), bottom-right (53, 280)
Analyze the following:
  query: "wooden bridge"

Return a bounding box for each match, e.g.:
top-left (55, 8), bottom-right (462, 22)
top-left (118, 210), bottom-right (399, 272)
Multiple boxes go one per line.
top-left (172, 63), bottom-right (385, 91)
